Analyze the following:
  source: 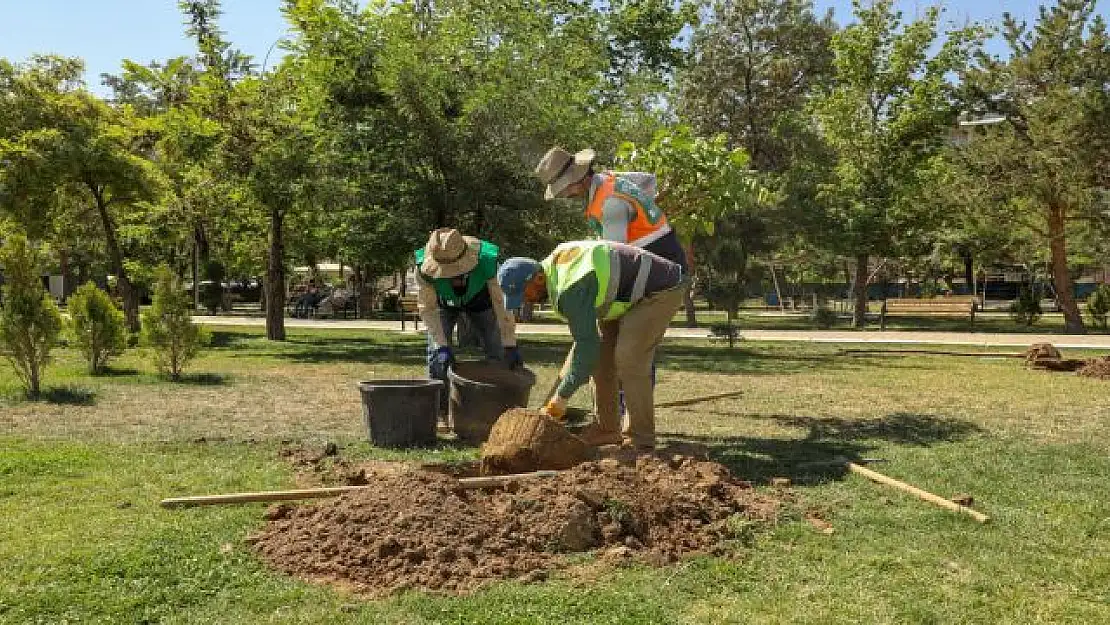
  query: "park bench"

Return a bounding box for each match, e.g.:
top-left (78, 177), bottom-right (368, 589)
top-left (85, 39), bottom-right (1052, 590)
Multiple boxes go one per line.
top-left (399, 294), bottom-right (421, 332)
top-left (879, 296), bottom-right (977, 330)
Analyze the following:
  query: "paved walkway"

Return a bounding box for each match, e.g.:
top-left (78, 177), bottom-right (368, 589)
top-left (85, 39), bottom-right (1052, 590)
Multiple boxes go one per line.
top-left (193, 316), bottom-right (1110, 350)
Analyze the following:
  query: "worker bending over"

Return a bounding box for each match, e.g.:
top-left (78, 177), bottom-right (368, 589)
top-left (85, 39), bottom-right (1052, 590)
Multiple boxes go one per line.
top-left (414, 228), bottom-right (522, 391)
top-left (498, 241), bottom-right (685, 450)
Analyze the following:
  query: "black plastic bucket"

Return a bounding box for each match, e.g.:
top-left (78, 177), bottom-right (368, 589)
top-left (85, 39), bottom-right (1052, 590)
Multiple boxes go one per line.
top-left (448, 361), bottom-right (536, 444)
top-left (358, 379), bottom-right (443, 448)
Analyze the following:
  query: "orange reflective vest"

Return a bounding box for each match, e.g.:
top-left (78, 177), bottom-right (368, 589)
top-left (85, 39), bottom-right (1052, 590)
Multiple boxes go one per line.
top-left (584, 173), bottom-right (672, 248)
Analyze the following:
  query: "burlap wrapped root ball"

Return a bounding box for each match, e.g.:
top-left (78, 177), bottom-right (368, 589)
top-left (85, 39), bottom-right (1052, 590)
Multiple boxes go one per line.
top-left (480, 409), bottom-right (597, 475)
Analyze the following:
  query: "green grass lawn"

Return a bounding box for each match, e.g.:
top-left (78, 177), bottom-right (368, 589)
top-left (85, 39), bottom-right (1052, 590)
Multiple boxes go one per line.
top-left (1, 327), bottom-right (1108, 623)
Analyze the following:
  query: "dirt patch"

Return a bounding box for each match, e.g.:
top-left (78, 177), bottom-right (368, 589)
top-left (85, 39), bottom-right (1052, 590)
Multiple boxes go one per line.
top-left (278, 442), bottom-right (411, 487)
top-left (248, 454), bottom-right (778, 597)
top-left (1077, 356), bottom-right (1110, 380)
top-left (1030, 358), bottom-right (1088, 372)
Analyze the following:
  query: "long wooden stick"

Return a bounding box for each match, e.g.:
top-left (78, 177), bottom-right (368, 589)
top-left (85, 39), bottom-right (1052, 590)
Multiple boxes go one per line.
top-left (844, 459), bottom-right (990, 523)
top-left (840, 348), bottom-right (1021, 358)
top-left (160, 470), bottom-right (559, 509)
top-left (655, 389), bottom-right (745, 409)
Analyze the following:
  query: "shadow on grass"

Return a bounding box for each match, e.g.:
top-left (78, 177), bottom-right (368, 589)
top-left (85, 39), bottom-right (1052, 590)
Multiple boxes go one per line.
top-left (172, 373), bottom-right (229, 386)
top-left (203, 327), bottom-right (939, 375)
top-left (662, 411), bottom-right (983, 484)
top-left (98, 366), bottom-right (141, 377)
top-left (39, 386), bottom-right (97, 406)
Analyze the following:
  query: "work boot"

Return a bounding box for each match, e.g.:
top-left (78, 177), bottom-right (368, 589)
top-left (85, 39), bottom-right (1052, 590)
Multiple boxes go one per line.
top-left (576, 423), bottom-right (623, 447)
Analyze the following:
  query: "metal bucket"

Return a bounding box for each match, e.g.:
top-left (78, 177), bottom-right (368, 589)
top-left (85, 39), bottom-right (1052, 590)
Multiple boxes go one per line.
top-left (358, 379), bottom-right (443, 448)
top-left (448, 361), bottom-right (536, 444)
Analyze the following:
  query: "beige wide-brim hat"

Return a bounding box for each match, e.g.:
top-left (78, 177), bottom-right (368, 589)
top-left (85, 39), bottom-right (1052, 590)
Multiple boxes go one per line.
top-left (421, 228), bottom-right (480, 279)
top-left (535, 147), bottom-right (596, 199)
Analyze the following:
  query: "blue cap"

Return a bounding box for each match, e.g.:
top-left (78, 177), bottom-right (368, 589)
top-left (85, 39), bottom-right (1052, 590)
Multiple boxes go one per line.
top-left (497, 257), bottom-right (541, 310)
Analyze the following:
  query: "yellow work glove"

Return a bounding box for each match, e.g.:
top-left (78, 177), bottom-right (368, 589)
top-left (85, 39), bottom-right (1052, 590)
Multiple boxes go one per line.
top-left (542, 396), bottom-right (568, 422)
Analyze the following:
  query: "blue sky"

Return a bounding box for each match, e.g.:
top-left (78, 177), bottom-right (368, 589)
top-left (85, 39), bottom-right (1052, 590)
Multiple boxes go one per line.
top-left (1, 0), bottom-right (1106, 95)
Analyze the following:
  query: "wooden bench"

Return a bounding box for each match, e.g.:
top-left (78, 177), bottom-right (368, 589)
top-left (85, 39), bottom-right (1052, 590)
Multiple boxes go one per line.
top-left (399, 294), bottom-right (420, 332)
top-left (880, 296), bottom-right (977, 329)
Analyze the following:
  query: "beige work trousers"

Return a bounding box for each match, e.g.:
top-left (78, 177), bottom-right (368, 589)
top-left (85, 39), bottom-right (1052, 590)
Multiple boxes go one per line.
top-left (592, 284), bottom-right (687, 447)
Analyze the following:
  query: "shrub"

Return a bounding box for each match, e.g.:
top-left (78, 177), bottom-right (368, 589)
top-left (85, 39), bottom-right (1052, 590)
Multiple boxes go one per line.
top-left (142, 267), bottom-right (205, 380)
top-left (1010, 287), bottom-right (1042, 327)
top-left (68, 282), bottom-right (128, 374)
top-left (810, 306), bottom-right (837, 329)
top-left (1086, 284), bottom-right (1110, 331)
top-left (0, 235), bottom-right (63, 397)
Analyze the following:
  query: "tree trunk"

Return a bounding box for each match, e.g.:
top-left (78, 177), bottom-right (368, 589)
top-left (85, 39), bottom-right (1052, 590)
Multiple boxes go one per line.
top-left (682, 243), bottom-right (697, 327)
top-left (963, 252), bottom-right (974, 297)
top-left (770, 263), bottom-right (785, 312)
top-left (852, 254), bottom-right (869, 328)
top-left (266, 207), bottom-right (287, 341)
top-left (684, 279), bottom-right (697, 328)
top-left (1048, 205), bottom-right (1085, 334)
top-left (90, 186), bottom-right (140, 332)
top-left (29, 364), bottom-right (41, 398)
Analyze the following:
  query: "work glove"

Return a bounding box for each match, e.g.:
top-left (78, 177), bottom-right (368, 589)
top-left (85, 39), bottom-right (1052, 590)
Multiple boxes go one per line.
top-left (435, 346), bottom-right (454, 365)
top-left (504, 346), bottom-right (524, 369)
top-left (541, 395), bottom-right (568, 422)
top-left (432, 346), bottom-right (455, 379)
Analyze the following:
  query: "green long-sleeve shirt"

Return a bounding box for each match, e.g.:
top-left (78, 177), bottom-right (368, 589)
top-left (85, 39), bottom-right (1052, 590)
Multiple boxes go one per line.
top-left (555, 275), bottom-right (601, 399)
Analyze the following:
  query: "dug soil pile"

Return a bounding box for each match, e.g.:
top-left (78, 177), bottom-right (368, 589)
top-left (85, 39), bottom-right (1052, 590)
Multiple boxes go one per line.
top-left (249, 454), bottom-right (778, 597)
top-left (1077, 356), bottom-right (1110, 380)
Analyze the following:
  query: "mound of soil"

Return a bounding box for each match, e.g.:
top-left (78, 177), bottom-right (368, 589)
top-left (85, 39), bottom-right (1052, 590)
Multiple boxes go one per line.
top-left (1077, 356), bottom-right (1110, 380)
top-left (1023, 343), bottom-right (1062, 366)
top-left (248, 454), bottom-right (777, 597)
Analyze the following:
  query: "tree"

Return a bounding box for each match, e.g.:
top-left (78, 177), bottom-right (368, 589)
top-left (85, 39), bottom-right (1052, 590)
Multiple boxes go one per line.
top-left (959, 0), bottom-right (1110, 334)
top-left (616, 126), bottom-right (773, 325)
top-left (808, 0), bottom-right (982, 327)
top-left (0, 234), bottom-right (63, 397)
top-left (0, 56), bottom-right (169, 331)
top-left (68, 282), bottom-right (128, 374)
top-left (680, 0), bottom-right (836, 172)
top-left (141, 266), bottom-right (204, 380)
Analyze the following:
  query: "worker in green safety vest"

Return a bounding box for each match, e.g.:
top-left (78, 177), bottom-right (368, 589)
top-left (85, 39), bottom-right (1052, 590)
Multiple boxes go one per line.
top-left (414, 229), bottom-right (521, 391)
top-left (497, 240), bottom-right (685, 450)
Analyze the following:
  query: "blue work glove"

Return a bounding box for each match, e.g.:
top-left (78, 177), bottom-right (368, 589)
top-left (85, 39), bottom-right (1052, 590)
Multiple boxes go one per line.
top-left (504, 346), bottom-right (523, 369)
top-left (435, 346), bottom-right (454, 366)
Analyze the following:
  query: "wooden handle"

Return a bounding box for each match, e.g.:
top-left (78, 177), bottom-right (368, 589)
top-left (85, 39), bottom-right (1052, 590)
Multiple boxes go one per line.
top-left (655, 390), bottom-right (744, 409)
top-left (161, 470), bottom-right (560, 509)
top-left (845, 460), bottom-right (989, 523)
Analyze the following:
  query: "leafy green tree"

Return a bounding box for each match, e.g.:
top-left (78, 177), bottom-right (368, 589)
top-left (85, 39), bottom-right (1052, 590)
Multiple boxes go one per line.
top-left (958, 0), bottom-right (1110, 334)
top-left (67, 282), bottom-right (128, 374)
top-left (616, 126), bottom-right (773, 325)
top-left (141, 266), bottom-right (204, 380)
top-left (0, 56), bottom-right (169, 331)
top-left (680, 0), bottom-right (836, 172)
top-left (808, 0), bottom-right (982, 327)
top-left (0, 234), bottom-right (63, 397)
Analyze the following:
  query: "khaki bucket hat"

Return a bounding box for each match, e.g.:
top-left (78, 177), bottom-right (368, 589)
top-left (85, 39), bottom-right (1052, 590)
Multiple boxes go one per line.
top-left (420, 228), bottom-right (480, 279)
top-left (535, 147), bottom-right (596, 199)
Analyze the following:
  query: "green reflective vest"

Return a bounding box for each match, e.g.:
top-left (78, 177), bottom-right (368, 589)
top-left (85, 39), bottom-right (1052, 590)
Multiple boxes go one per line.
top-left (540, 241), bottom-right (632, 321)
top-left (415, 240), bottom-right (499, 308)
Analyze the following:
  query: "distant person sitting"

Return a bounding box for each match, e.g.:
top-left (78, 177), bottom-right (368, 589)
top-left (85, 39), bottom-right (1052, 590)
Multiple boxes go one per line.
top-left (294, 281), bottom-right (321, 318)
